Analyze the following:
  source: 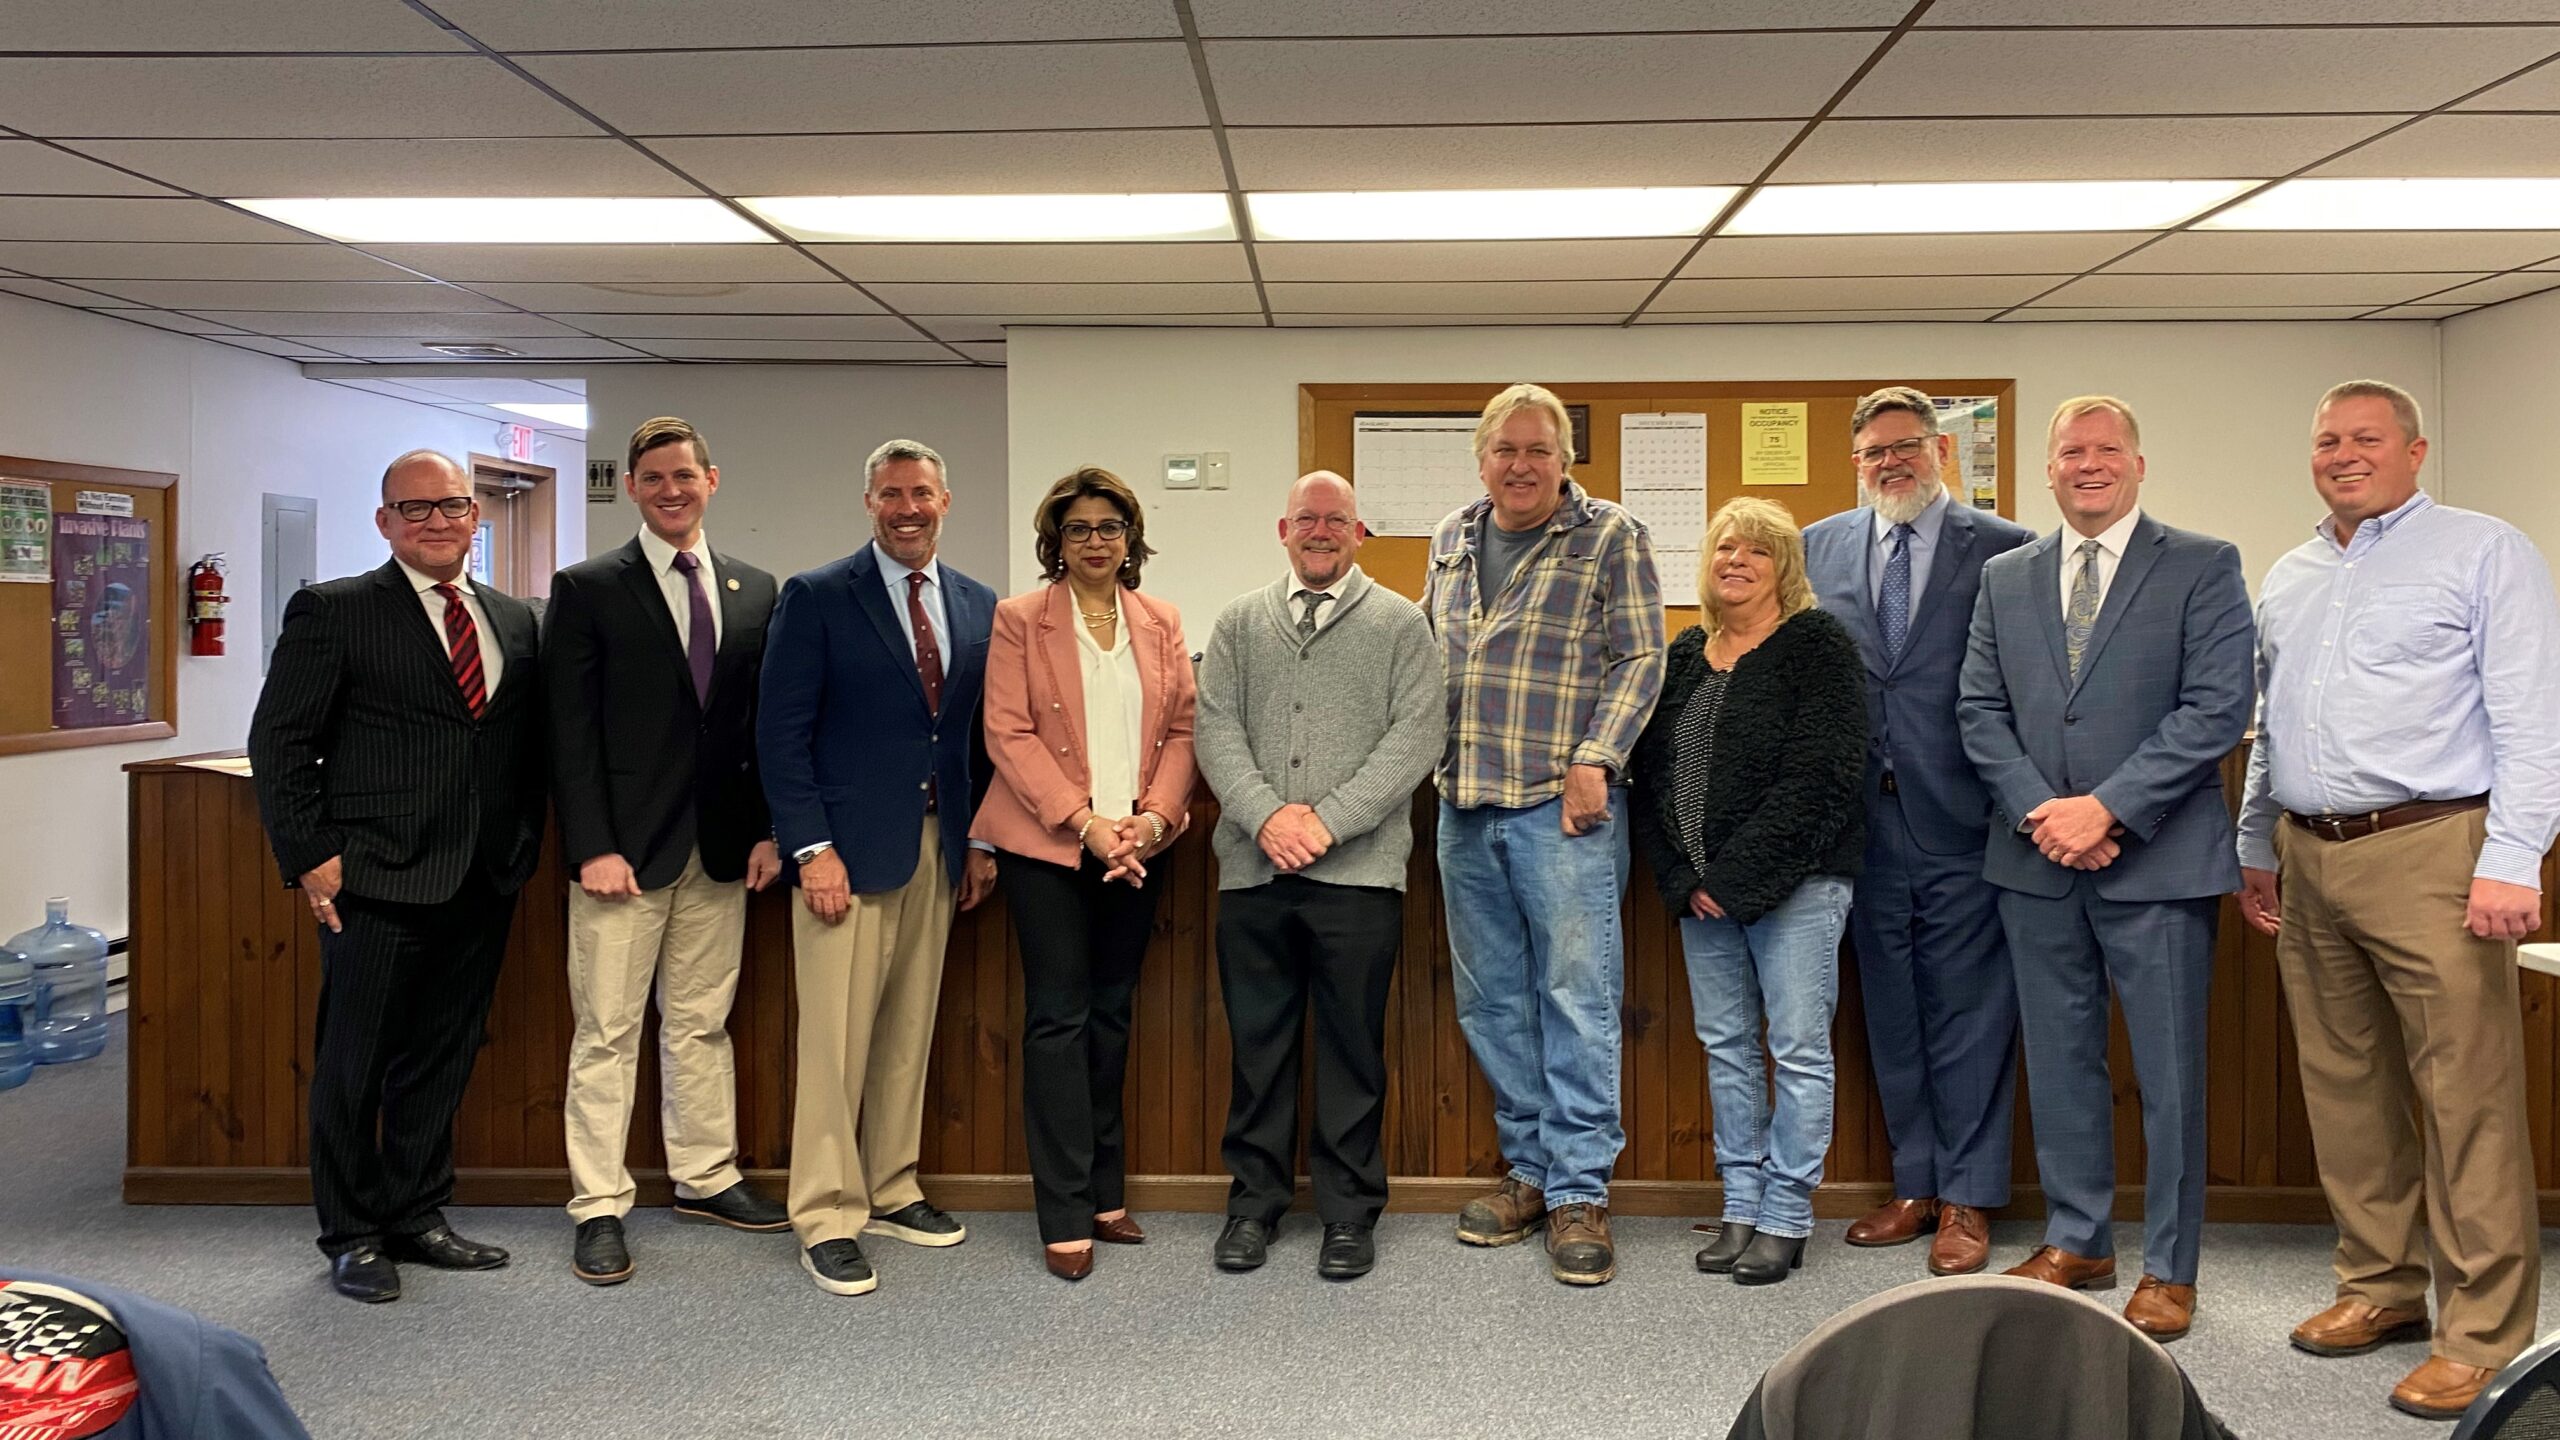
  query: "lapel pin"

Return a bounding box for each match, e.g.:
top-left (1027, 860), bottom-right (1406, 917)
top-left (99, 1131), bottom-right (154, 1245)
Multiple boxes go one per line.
top-left (726, 577), bottom-right (739, 590)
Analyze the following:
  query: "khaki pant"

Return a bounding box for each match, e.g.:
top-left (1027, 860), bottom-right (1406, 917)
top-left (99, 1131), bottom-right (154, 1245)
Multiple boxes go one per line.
top-left (563, 848), bottom-right (749, 1222)
top-left (788, 820), bottom-right (953, 1247)
top-left (2277, 807), bottom-right (2540, 1369)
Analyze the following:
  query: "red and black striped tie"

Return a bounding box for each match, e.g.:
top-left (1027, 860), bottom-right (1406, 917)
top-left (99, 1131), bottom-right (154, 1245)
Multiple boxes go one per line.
top-left (432, 582), bottom-right (488, 717)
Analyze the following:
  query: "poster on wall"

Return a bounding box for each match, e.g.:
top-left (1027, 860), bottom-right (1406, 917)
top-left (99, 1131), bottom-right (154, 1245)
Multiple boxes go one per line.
top-left (1740, 402), bottom-right (1809, 486)
top-left (1933, 396), bottom-right (2001, 510)
top-left (52, 512), bottom-right (152, 729)
top-left (0, 483), bottom-right (49, 583)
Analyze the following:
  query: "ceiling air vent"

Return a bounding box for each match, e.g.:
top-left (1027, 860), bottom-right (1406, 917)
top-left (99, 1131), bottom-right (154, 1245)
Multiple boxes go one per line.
top-left (422, 343), bottom-right (526, 359)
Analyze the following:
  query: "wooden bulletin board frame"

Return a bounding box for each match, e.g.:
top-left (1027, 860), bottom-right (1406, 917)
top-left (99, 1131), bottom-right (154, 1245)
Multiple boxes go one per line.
top-left (0, 454), bottom-right (180, 756)
top-left (1300, 379), bottom-right (2019, 630)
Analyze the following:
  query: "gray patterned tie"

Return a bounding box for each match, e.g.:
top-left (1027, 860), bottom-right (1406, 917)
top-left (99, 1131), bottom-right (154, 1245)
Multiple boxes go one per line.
top-left (2064, 538), bottom-right (2102, 681)
top-left (1295, 589), bottom-right (1331, 639)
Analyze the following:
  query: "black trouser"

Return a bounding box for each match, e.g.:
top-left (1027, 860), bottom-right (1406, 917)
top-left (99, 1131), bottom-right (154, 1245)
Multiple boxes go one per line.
top-left (997, 850), bottom-right (1161, 1245)
top-left (1216, 876), bottom-right (1402, 1229)
top-left (309, 873), bottom-right (516, 1257)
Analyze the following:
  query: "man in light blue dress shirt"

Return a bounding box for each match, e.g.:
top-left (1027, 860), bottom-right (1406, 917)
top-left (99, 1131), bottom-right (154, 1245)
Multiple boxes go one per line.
top-left (2236, 379), bottom-right (2560, 1422)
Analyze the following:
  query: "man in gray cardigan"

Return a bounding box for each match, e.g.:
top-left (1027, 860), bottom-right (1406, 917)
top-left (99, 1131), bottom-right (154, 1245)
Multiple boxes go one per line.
top-left (1195, 470), bottom-right (1446, 1281)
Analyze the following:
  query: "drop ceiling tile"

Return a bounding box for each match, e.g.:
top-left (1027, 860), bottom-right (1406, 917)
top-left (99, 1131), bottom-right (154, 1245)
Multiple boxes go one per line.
top-left (365, 245), bottom-right (831, 284)
top-left (1274, 312), bottom-right (1638, 326)
top-left (213, 335), bottom-right (364, 359)
top-left (75, 138), bottom-right (695, 198)
top-left (1684, 233), bottom-right (2146, 278)
top-left (1655, 275), bottom-right (2063, 309)
top-left (2369, 304), bottom-right (2481, 318)
top-left (639, 339), bottom-right (968, 361)
top-left (384, 376), bottom-right (586, 404)
top-left (809, 243), bottom-right (1252, 284)
top-left (0, 242), bottom-right (406, 281)
top-left (0, 197), bottom-right (305, 242)
top-left (316, 377), bottom-right (465, 404)
top-left (2034, 272), bottom-right (2488, 307)
top-left (298, 336), bottom-right (660, 360)
top-left (554, 312), bottom-right (929, 341)
top-left (916, 320), bottom-right (1005, 342)
top-left (865, 282), bottom-right (1262, 314)
top-left (2113, 231), bottom-right (2560, 274)
top-left (650, 131), bottom-right (1228, 194)
top-left (2416, 271), bottom-right (2560, 306)
top-left (1229, 122), bottom-right (1794, 190)
top-left (73, 279), bottom-right (511, 312)
top-left (956, 343), bottom-right (1008, 364)
top-left (192, 311), bottom-right (588, 338)
top-left (2458, 60), bottom-right (2560, 110)
top-left (1926, 0), bottom-right (2554, 19)
top-left (916, 314), bottom-right (1264, 332)
top-left (1206, 33), bottom-right (1875, 125)
top-left (1998, 307), bottom-right (2386, 321)
top-left (100, 310), bottom-right (252, 335)
top-left (1838, 29), bottom-right (2550, 116)
top-left (1264, 280), bottom-right (1654, 312)
top-left (2315, 115), bottom-right (2560, 176)
top-left (1636, 309), bottom-right (2002, 323)
top-left (3, 0), bottom-right (469, 50)
top-left (523, 44), bottom-right (1204, 135)
top-left (1193, 0), bottom-right (1906, 34)
top-left (0, 57), bottom-right (601, 139)
top-left (466, 282), bottom-right (885, 314)
top-left (1777, 116), bottom-right (2379, 182)
top-left (435, 0), bottom-right (1179, 48)
top-left (0, 277), bottom-right (123, 306)
top-left (1255, 240), bottom-right (1693, 283)
top-left (0, 140), bottom-right (175, 196)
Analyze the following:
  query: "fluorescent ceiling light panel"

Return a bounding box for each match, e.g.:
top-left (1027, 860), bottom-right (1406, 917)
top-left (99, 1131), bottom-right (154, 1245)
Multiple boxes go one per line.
top-left (491, 402), bottom-right (589, 428)
top-left (1726, 181), bottom-right (2253, 235)
top-left (2202, 178), bottom-right (2560, 230)
top-left (236, 197), bottom-right (770, 244)
top-left (743, 194), bottom-right (1236, 242)
top-left (1247, 188), bottom-right (1736, 241)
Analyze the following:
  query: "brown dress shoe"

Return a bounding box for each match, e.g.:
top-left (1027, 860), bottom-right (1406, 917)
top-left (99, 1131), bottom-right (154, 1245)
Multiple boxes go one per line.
top-left (2123, 1275), bottom-right (2196, 1341)
top-left (1456, 1177), bottom-right (1546, 1247)
top-left (2391, 1355), bottom-right (2496, 1420)
top-left (1044, 1243), bottom-right (1094, 1282)
top-left (1927, 1203), bottom-right (1990, 1275)
top-left (1092, 1213), bottom-right (1146, 1245)
top-left (2003, 1245), bottom-right (2117, 1291)
top-left (2290, 1299), bottom-right (2430, 1357)
top-left (1846, 1196), bottom-right (1938, 1247)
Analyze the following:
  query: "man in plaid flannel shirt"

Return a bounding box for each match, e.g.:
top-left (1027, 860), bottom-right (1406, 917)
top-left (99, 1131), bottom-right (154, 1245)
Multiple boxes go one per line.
top-left (1424, 383), bottom-right (1664, 1286)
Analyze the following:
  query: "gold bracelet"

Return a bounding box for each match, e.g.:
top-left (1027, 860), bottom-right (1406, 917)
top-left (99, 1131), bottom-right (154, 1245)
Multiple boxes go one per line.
top-left (1077, 815), bottom-right (1103, 846)
top-left (1142, 811), bottom-right (1167, 847)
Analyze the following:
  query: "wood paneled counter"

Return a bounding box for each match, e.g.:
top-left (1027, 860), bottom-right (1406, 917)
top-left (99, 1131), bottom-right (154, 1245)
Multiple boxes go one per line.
top-left (124, 751), bottom-right (2560, 1222)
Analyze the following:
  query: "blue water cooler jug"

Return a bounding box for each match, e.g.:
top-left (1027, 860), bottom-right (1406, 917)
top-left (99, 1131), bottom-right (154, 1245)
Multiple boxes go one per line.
top-left (9, 897), bottom-right (110, 1065)
top-left (0, 942), bottom-right (32, 1091)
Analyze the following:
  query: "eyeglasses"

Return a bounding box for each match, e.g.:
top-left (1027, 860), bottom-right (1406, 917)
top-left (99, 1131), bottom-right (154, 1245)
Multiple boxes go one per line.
top-left (1288, 514), bottom-right (1357, 534)
top-left (1851, 437), bottom-right (1931, 468)
top-left (387, 496), bottom-right (475, 523)
top-left (1060, 520), bottom-right (1130, 543)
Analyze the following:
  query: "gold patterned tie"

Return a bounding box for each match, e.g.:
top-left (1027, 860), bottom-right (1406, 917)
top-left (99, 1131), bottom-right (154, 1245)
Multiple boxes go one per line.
top-left (2064, 538), bottom-right (2102, 681)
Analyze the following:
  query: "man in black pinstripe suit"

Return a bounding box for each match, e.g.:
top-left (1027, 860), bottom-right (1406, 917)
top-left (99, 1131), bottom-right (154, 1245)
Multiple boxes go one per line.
top-left (249, 450), bottom-right (547, 1304)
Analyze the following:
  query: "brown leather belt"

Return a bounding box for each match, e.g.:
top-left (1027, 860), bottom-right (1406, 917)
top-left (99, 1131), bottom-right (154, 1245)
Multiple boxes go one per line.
top-left (2283, 794), bottom-right (2487, 843)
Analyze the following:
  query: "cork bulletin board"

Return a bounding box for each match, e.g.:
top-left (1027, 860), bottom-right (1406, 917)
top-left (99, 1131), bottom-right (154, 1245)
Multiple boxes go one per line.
top-left (0, 454), bottom-right (180, 757)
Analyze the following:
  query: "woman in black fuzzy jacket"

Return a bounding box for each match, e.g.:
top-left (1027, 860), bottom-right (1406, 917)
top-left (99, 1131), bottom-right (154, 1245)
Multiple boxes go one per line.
top-left (1631, 495), bottom-right (1866, 1286)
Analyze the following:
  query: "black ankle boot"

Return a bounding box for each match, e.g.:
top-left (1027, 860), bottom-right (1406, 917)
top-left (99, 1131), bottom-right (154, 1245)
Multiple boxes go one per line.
top-left (1731, 1230), bottom-right (1806, 1285)
top-left (1696, 1222), bottom-right (1757, 1274)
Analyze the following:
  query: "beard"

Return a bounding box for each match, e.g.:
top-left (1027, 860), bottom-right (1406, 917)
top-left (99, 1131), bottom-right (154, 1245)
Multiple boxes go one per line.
top-left (1866, 474), bottom-right (1946, 526)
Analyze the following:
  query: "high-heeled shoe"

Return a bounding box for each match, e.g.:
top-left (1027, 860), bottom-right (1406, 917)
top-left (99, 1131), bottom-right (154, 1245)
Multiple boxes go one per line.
top-left (1696, 1221), bottom-right (1757, 1274)
top-left (1044, 1243), bottom-right (1094, 1281)
top-left (1092, 1213), bottom-right (1146, 1245)
top-left (1731, 1230), bottom-right (1806, 1286)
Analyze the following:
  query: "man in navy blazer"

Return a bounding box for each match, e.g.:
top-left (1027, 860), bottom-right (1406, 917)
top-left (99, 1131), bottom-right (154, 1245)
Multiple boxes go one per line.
top-left (1806, 388), bottom-right (2033, 1278)
top-left (758, 437), bottom-right (999, 1297)
top-left (1958, 396), bottom-right (2254, 1343)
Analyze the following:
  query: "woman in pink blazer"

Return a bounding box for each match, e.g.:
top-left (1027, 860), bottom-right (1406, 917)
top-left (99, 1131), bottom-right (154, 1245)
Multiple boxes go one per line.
top-left (972, 466), bottom-right (1197, 1282)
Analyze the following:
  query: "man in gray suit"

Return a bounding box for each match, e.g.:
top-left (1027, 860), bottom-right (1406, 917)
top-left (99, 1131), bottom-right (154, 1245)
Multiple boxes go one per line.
top-left (1806, 388), bottom-right (2033, 1278)
top-left (1957, 396), bottom-right (2254, 1343)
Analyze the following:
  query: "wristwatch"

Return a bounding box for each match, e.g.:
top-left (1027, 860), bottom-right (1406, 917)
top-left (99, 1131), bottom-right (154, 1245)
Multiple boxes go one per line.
top-left (792, 841), bottom-right (834, 864)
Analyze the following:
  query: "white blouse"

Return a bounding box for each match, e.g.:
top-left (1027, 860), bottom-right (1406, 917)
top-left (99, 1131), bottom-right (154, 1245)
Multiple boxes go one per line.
top-left (1075, 604), bottom-right (1145, 819)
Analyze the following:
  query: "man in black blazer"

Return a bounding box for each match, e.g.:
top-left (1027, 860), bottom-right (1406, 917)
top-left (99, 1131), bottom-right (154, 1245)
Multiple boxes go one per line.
top-left (545, 417), bottom-right (786, 1286)
top-left (248, 450), bottom-right (546, 1304)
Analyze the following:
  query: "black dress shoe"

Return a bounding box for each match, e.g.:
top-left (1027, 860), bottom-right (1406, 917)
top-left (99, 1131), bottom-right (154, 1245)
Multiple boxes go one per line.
top-left (1731, 1230), bottom-right (1806, 1286)
top-left (385, 1224), bottom-right (509, 1270)
top-left (867, 1200), bottom-right (967, 1247)
top-left (1214, 1216), bottom-right (1269, 1272)
top-left (573, 1217), bottom-right (632, 1286)
top-left (1317, 1223), bottom-right (1374, 1281)
top-left (1696, 1221), bottom-right (1757, 1274)
top-left (330, 1247), bottom-right (400, 1303)
top-left (672, 1181), bottom-right (791, 1232)
top-left (801, 1239), bottom-right (877, 1296)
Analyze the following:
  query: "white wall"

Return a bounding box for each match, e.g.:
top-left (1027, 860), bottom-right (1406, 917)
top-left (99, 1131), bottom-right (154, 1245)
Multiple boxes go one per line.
top-left (1005, 321), bottom-right (2446, 626)
top-left (583, 365), bottom-right (1009, 587)
top-left (2441, 288), bottom-right (2560, 561)
top-left (0, 294), bottom-right (493, 937)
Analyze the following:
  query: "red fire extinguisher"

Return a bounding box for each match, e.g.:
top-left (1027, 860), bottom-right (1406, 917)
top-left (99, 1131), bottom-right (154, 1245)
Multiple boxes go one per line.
top-left (188, 554), bottom-right (229, 656)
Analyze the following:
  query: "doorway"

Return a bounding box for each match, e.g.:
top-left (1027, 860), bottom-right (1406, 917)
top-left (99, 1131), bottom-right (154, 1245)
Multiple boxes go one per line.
top-left (467, 454), bottom-right (557, 604)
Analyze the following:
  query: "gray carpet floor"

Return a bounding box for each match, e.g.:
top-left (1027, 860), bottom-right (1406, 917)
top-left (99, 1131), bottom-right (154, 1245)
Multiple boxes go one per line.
top-left (3, 1019), bottom-right (2552, 1438)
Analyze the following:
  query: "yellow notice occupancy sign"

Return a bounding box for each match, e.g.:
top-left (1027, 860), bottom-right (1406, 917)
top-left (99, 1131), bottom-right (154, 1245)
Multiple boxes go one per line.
top-left (1740, 402), bottom-right (1808, 486)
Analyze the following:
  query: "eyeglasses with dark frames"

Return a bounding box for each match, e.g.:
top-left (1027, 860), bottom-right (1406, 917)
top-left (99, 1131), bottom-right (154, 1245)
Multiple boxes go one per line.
top-left (387, 496), bottom-right (475, 523)
top-left (1060, 520), bottom-right (1130, 543)
top-left (1850, 437), bottom-right (1932, 468)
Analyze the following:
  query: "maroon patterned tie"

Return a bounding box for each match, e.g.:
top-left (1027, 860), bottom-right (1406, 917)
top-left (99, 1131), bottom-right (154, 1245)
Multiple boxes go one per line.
top-left (432, 582), bottom-right (488, 717)
top-left (905, 571), bottom-right (944, 714)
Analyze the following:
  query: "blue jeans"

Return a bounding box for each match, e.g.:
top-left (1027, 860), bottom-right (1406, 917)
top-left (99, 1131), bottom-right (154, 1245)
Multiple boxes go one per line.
top-left (1437, 792), bottom-right (1630, 1207)
top-left (1681, 875), bottom-right (1853, 1240)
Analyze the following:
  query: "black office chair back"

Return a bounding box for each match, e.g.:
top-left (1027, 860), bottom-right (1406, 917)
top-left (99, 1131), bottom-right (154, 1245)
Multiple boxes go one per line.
top-left (2453, 1330), bottom-right (2560, 1439)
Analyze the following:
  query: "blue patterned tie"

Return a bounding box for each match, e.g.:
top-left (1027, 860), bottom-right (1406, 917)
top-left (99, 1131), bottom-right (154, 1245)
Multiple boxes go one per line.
top-left (2065, 538), bottom-right (2103, 681)
top-left (1878, 522), bottom-right (1914, 666)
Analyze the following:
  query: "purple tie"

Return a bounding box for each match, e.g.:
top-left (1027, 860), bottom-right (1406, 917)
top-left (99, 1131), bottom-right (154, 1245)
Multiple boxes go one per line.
top-left (672, 550), bottom-right (715, 703)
